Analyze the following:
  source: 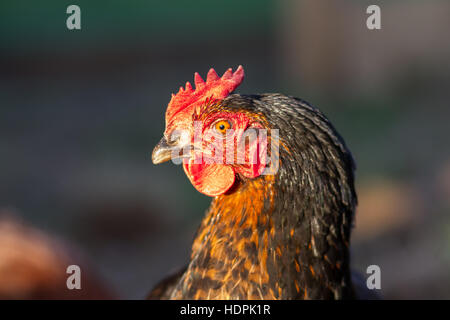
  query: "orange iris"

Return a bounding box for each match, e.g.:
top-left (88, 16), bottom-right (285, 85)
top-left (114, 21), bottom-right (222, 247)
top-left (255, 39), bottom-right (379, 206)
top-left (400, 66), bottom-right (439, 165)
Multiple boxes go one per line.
top-left (214, 120), bottom-right (231, 135)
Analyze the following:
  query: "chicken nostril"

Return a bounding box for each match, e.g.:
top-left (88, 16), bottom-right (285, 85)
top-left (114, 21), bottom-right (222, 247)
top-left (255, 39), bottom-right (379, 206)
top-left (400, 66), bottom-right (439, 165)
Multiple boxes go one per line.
top-left (165, 134), bottom-right (179, 146)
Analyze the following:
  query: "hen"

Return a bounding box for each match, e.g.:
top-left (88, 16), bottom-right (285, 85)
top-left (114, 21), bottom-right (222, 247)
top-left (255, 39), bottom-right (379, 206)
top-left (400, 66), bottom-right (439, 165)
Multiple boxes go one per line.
top-left (0, 214), bottom-right (114, 299)
top-left (150, 66), bottom-right (366, 300)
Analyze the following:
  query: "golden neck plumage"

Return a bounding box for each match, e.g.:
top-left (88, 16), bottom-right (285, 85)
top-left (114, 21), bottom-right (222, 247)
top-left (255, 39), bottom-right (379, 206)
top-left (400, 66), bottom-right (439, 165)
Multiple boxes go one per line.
top-left (170, 175), bottom-right (278, 299)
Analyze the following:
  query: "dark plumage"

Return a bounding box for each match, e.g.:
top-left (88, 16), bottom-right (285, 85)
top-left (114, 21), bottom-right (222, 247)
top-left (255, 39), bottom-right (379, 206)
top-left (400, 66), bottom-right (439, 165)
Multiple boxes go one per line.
top-left (150, 93), bottom-right (364, 299)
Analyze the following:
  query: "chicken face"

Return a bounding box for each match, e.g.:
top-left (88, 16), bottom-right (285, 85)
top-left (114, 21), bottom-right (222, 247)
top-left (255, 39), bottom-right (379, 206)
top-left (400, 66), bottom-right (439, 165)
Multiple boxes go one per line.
top-left (152, 66), bottom-right (268, 196)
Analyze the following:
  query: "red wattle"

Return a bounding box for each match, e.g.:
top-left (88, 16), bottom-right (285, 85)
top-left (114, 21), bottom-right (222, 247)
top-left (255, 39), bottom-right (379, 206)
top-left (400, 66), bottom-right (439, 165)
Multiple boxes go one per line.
top-left (183, 161), bottom-right (236, 197)
top-left (235, 128), bottom-right (268, 179)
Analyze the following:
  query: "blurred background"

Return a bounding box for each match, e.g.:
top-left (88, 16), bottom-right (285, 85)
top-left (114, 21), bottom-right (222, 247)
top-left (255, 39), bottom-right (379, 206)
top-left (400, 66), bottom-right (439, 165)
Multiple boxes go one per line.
top-left (1, 0), bottom-right (449, 299)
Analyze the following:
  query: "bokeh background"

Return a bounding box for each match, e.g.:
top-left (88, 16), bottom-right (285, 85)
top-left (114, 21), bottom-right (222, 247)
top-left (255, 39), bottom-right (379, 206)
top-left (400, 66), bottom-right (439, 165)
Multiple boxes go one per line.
top-left (1, 0), bottom-right (449, 299)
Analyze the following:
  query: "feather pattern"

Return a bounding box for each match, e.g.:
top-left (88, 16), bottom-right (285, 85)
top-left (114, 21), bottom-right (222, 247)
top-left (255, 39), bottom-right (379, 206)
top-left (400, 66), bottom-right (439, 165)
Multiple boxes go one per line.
top-left (150, 93), bottom-right (359, 299)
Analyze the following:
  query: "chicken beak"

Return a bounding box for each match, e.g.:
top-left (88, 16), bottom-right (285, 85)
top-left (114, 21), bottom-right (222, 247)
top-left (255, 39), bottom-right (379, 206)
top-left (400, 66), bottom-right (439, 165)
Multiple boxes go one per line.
top-left (152, 136), bottom-right (174, 164)
top-left (152, 135), bottom-right (192, 165)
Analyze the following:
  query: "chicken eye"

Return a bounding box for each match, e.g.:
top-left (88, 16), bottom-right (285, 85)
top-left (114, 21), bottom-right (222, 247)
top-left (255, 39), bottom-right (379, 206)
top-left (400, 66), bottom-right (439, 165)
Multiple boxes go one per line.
top-left (214, 120), bottom-right (231, 135)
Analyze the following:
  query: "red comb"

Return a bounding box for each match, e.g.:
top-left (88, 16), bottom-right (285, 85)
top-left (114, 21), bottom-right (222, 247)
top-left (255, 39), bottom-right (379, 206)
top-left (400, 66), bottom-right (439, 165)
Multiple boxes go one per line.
top-left (165, 66), bottom-right (244, 133)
